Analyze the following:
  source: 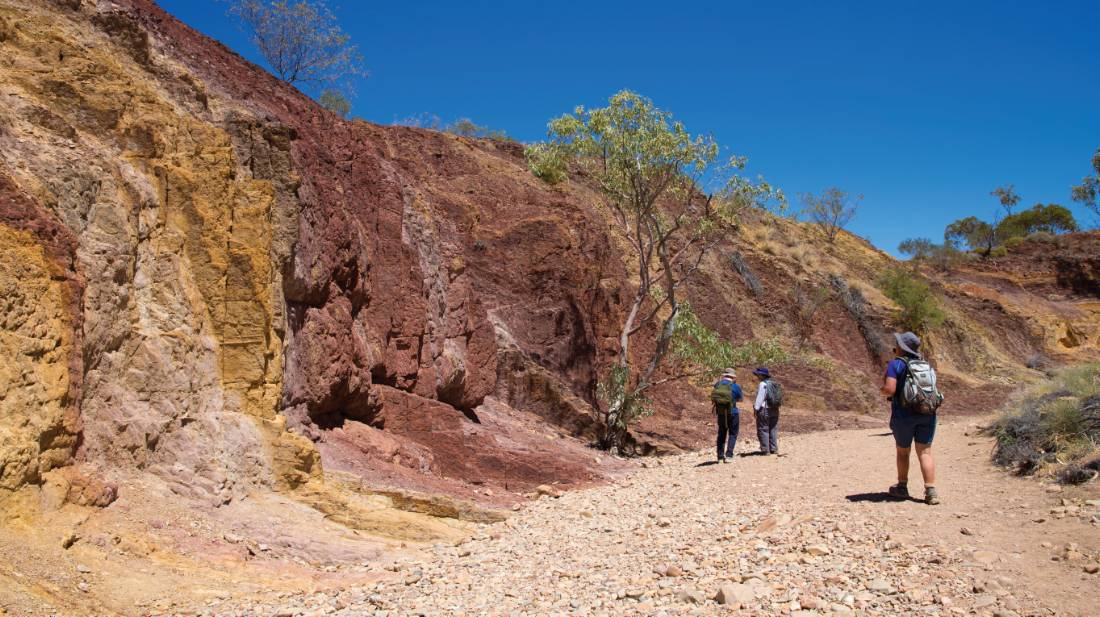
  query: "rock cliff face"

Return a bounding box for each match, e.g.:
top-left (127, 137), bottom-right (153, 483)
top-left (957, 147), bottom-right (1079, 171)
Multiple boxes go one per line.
top-left (1, 0), bottom-right (1097, 513)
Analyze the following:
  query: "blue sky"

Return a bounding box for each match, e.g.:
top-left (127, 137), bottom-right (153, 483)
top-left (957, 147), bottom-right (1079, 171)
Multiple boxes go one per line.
top-left (159, 0), bottom-right (1100, 254)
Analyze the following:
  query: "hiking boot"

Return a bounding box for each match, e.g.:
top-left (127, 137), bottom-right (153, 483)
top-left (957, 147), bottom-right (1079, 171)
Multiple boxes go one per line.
top-left (718, 457), bottom-right (726, 464)
top-left (925, 486), bottom-right (940, 505)
top-left (888, 483), bottom-right (910, 499)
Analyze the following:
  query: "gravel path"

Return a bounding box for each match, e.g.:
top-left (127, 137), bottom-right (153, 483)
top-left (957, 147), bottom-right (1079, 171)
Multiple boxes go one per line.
top-left (193, 420), bottom-right (1100, 617)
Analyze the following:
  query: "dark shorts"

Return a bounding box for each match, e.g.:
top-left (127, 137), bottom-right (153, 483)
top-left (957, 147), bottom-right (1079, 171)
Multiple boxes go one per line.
top-left (890, 410), bottom-right (937, 448)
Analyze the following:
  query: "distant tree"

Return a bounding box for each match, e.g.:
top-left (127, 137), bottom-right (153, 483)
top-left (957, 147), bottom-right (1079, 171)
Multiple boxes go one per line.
top-left (317, 89), bottom-right (350, 117)
top-left (898, 238), bottom-right (936, 260)
top-left (900, 238), bottom-right (963, 272)
top-left (1071, 147), bottom-right (1100, 222)
top-left (991, 185), bottom-right (1021, 216)
top-left (791, 282), bottom-right (831, 349)
top-left (445, 118), bottom-right (510, 140)
top-left (944, 215), bottom-right (997, 255)
top-left (526, 90), bottom-right (782, 451)
top-left (229, 0), bottom-right (365, 91)
top-left (393, 112), bottom-right (442, 130)
top-left (878, 267), bottom-right (945, 335)
top-left (801, 187), bottom-right (860, 243)
top-left (996, 203), bottom-right (1078, 240)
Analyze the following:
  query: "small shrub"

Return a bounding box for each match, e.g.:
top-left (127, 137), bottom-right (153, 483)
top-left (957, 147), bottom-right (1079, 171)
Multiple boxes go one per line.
top-left (729, 337), bottom-right (790, 366)
top-left (988, 364), bottom-right (1100, 482)
top-left (876, 267), bottom-right (945, 334)
top-left (761, 240), bottom-right (780, 255)
top-left (1003, 235), bottom-right (1026, 250)
top-left (1028, 231), bottom-right (1057, 244)
top-left (989, 246), bottom-right (1009, 259)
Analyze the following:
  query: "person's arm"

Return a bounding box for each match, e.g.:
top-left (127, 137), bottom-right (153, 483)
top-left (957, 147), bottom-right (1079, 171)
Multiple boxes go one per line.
top-left (732, 384), bottom-right (743, 402)
top-left (881, 360), bottom-right (899, 397)
top-left (754, 383), bottom-right (767, 411)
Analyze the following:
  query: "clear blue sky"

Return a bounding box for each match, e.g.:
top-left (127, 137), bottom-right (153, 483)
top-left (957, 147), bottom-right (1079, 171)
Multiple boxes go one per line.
top-left (159, 0), bottom-right (1100, 254)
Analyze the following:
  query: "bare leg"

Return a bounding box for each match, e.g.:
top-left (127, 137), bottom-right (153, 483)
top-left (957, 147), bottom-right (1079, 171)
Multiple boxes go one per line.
top-left (914, 442), bottom-right (936, 486)
top-left (895, 447), bottom-right (910, 484)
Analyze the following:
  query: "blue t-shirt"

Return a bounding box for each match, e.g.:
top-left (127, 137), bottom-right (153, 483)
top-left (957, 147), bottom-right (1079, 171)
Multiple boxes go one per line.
top-left (714, 379), bottom-right (744, 412)
top-left (885, 357), bottom-right (913, 415)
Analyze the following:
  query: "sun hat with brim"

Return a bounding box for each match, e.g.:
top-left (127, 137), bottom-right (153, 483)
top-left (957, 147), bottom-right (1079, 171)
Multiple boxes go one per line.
top-left (894, 331), bottom-right (921, 357)
top-left (721, 368), bottom-right (737, 380)
top-left (752, 367), bottom-right (771, 378)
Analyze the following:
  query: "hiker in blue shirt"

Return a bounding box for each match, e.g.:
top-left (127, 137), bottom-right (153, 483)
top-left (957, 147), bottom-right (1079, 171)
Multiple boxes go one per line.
top-left (711, 368), bottom-right (743, 463)
top-left (881, 331), bottom-right (940, 505)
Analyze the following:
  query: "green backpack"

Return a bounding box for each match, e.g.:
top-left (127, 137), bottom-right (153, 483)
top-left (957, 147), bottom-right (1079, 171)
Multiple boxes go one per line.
top-left (764, 380), bottom-right (783, 408)
top-left (710, 380), bottom-right (734, 408)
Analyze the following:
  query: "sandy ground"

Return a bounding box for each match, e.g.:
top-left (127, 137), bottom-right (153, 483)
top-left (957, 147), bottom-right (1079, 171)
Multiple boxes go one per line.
top-left (3, 416), bottom-right (1098, 616)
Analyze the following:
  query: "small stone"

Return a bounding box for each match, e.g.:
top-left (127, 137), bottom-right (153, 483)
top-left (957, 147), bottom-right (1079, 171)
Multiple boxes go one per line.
top-left (960, 527), bottom-right (974, 536)
top-left (973, 594), bottom-right (997, 608)
top-left (1084, 564), bottom-right (1100, 574)
top-left (866, 578), bottom-right (892, 592)
top-left (804, 544), bottom-right (830, 556)
top-left (536, 484), bottom-right (563, 498)
top-left (223, 533), bottom-right (243, 544)
top-left (664, 564), bottom-right (683, 577)
top-left (76, 565), bottom-right (91, 574)
top-left (77, 582), bottom-right (89, 593)
top-left (657, 518), bottom-right (671, 528)
top-left (972, 550), bottom-right (998, 565)
top-left (61, 532), bottom-right (78, 549)
top-left (715, 583), bottom-right (754, 605)
top-left (676, 588), bottom-right (706, 604)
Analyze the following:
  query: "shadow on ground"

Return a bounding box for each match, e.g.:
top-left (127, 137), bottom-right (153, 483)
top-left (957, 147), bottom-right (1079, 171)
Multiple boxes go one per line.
top-left (845, 492), bottom-right (921, 504)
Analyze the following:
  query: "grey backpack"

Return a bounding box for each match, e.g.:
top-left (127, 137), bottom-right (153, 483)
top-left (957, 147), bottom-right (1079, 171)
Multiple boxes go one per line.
top-left (899, 358), bottom-right (944, 415)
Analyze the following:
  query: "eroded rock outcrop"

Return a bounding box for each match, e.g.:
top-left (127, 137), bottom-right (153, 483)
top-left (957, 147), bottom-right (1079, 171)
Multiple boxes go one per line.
top-left (1, 0), bottom-right (1097, 514)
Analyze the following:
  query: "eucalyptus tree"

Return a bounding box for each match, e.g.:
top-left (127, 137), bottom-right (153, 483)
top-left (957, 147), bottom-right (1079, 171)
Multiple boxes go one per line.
top-left (526, 90), bottom-right (783, 450)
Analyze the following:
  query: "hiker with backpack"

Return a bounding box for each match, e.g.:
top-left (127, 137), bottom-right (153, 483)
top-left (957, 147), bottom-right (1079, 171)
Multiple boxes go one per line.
top-left (880, 331), bottom-right (944, 505)
top-left (710, 368), bottom-right (744, 463)
top-left (752, 367), bottom-right (782, 455)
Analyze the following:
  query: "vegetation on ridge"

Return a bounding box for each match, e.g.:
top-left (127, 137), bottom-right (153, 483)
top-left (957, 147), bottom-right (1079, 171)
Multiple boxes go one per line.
top-left (229, 0), bottom-right (365, 98)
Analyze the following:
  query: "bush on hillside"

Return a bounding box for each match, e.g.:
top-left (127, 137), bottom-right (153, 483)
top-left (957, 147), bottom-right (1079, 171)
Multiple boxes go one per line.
top-left (988, 364), bottom-right (1100, 483)
top-left (876, 267), bottom-right (945, 334)
top-left (898, 238), bottom-right (964, 271)
top-left (446, 118), bottom-right (513, 141)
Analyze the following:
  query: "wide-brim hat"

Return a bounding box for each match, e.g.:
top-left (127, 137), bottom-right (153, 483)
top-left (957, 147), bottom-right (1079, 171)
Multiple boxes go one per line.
top-left (752, 367), bottom-right (771, 378)
top-left (721, 367), bottom-right (737, 379)
top-left (894, 331), bottom-right (921, 356)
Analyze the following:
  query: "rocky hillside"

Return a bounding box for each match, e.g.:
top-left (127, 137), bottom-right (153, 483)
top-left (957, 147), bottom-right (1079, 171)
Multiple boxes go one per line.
top-left (1, 0), bottom-right (1098, 526)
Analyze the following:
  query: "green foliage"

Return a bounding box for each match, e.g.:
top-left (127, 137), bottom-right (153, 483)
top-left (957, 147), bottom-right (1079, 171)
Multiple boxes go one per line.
top-left (445, 118), bottom-right (511, 141)
top-left (800, 187), bottom-right (860, 242)
top-left (595, 364), bottom-right (652, 447)
top-left (996, 203), bottom-right (1077, 240)
top-left (1071, 147), bottom-right (1100, 222)
top-left (669, 303), bottom-right (735, 382)
top-left (990, 185), bottom-right (1021, 216)
top-left (729, 338), bottom-right (790, 367)
top-left (944, 215), bottom-right (996, 254)
top-left (229, 0), bottom-right (366, 89)
top-left (877, 267), bottom-right (945, 334)
top-left (898, 238), bottom-right (935, 260)
top-left (317, 89), bottom-right (350, 117)
top-left (988, 364), bottom-right (1100, 481)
